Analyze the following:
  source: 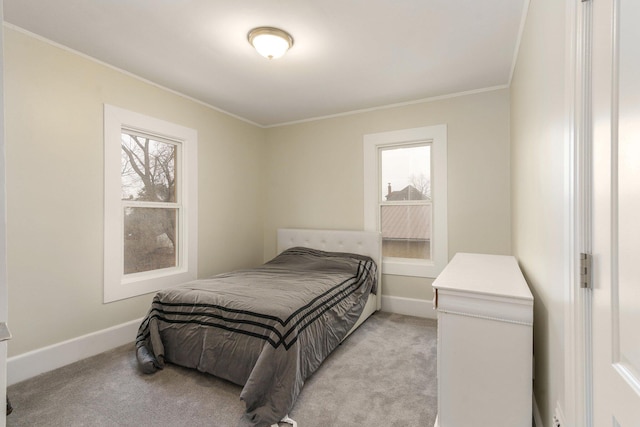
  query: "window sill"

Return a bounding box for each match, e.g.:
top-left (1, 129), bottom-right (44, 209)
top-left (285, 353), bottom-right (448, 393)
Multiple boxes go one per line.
top-left (382, 258), bottom-right (443, 278)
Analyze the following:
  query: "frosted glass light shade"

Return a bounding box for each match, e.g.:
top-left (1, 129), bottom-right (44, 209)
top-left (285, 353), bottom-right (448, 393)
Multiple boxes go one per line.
top-left (248, 27), bottom-right (294, 59)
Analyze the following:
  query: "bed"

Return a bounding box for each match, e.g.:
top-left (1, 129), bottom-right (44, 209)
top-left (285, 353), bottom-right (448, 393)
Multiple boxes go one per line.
top-left (135, 228), bottom-right (382, 427)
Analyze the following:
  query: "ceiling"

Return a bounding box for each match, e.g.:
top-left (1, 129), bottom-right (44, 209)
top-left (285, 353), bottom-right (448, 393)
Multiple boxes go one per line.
top-left (3, 0), bottom-right (528, 127)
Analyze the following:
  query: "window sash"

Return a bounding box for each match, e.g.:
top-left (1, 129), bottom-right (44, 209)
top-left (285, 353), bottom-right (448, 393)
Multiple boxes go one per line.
top-left (122, 201), bottom-right (180, 209)
top-left (122, 127), bottom-right (182, 146)
top-left (380, 200), bottom-right (431, 206)
top-left (120, 129), bottom-right (181, 204)
top-left (379, 142), bottom-right (432, 202)
top-left (363, 125), bottom-right (447, 278)
top-left (120, 129), bottom-right (183, 277)
top-left (379, 203), bottom-right (432, 261)
top-left (123, 206), bottom-right (179, 276)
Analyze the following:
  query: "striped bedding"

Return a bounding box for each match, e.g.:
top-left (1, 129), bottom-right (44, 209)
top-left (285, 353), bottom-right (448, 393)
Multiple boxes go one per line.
top-left (135, 247), bottom-right (377, 427)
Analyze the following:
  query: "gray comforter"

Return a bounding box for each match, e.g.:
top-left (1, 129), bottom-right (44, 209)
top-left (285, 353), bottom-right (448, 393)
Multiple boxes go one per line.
top-left (135, 247), bottom-right (377, 426)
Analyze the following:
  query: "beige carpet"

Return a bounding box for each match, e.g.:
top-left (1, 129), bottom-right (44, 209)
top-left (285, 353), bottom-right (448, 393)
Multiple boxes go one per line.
top-left (7, 312), bottom-right (437, 427)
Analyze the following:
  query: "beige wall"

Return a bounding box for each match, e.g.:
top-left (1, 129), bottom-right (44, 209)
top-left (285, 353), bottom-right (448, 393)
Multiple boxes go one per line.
top-left (263, 88), bottom-right (512, 301)
top-left (4, 27), bottom-right (266, 356)
top-left (4, 26), bottom-right (513, 359)
top-left (510, 0), bottom-right (568, 424)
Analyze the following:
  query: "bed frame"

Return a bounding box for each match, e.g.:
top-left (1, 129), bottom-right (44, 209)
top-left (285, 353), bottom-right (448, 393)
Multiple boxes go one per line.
top-left (276, 228), bottom-right (382, 334)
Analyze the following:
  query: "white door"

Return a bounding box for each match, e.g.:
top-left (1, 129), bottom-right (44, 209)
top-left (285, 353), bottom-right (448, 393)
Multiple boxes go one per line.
top-left (591, 0), bottom-right (640, 425)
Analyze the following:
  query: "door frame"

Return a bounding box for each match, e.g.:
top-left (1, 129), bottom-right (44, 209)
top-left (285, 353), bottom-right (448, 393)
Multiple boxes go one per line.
top-left (0, 1), bottom-right (8, 426)
top-left (564, 0), bottom-right (593, 426)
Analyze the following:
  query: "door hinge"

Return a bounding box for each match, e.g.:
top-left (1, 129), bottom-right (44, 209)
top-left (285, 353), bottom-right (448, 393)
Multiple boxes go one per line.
top-left (580, 252), bottom-right (592, 289)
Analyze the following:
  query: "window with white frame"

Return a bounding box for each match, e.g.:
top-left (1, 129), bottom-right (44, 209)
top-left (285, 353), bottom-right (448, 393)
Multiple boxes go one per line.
top-left (364, 125), bottom-right (447, 278)
top-left (104, 105), bottom-right (198, 302)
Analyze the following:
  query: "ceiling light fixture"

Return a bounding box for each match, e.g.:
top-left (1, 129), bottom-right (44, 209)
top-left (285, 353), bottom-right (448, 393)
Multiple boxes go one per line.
top-left (247, 27), bottom-right (294, 60)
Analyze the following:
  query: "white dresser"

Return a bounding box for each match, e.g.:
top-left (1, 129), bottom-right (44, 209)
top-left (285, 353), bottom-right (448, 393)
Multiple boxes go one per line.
top-left (432, 253), bottom-right (533, 427)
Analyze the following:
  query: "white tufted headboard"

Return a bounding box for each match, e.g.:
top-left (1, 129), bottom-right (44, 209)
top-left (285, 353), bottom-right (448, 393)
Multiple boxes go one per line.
top-left (277, 228), bottom-right (382, 309)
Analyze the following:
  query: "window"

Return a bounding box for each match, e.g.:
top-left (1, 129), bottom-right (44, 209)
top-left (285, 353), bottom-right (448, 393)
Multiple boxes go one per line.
top-left (380, 144), bottom-right (432, 259)
top-left (364, 125), bottom-right (447, 278)
top-left (104, 105), bottom-right (198, 302)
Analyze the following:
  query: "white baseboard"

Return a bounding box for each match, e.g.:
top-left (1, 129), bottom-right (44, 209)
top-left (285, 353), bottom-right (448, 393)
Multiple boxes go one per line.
top-left (381, 295), bottom-right (436, 319)
top-left (7, 317), bottom-right (143, 386)
top-left (6, 297), bottom-right (434, 386)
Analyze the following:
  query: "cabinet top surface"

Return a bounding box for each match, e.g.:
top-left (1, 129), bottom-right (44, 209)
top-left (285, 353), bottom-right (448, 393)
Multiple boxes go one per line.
top-left (433, 253), bottom-right (533, 301)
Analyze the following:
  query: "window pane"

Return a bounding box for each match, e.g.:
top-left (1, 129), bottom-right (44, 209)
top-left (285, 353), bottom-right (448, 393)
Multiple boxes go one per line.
top-left (123, 207), bottom-right (177, 274)
top-left (381, 145), bottom-right (431, 201)
top-left (121, 132), bottom-right (177, 202)
top-left (380, 144), bottom-right (432, 260)
top-left (380, 204), bottom-right (431, 260)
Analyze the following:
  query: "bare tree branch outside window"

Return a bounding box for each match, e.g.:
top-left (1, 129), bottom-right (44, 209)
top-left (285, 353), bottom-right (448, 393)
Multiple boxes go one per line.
top-left (409, 173), bottom-right (431, 199)
top-left (121, 132), bottom-right (179, 274)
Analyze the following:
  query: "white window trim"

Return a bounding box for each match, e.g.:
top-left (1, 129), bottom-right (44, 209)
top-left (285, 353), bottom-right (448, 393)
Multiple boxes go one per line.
top-left (363, 125), bottom-right (448, 278)
top-left (103, 104), bottom-right (198, 303)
